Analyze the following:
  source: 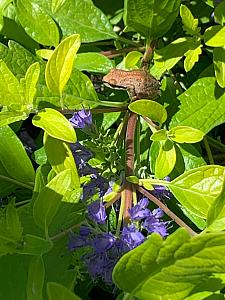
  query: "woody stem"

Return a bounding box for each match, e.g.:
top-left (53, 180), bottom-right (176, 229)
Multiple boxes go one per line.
top-left (123, 112), bottom-right (137, 223)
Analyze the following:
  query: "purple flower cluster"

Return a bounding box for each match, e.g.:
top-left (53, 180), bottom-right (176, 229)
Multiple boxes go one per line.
top-left (68, 198), bottom-right (169, 284)
top-left (68, 109), bottom-right (170, 284)
top-left (129, 198), bottom-right (169, 237)
top-left (68, 227), bottom-right (129, 284)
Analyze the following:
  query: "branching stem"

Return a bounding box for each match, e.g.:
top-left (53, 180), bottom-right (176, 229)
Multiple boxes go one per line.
top-left (136, 185), bottom-right (197, 236)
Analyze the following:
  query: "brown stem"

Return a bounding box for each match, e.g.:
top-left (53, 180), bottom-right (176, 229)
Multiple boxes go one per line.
top-left (136, 185), bottom-right (197, 236)
top-left (101, 46), bottom-right (145, 59)
top-left (141, 40), bottom-right (155, 70)
top-left (123, 113), bottom-right (137, 222)
top-left (60, 107), bottom-right (127, 115)
top-left (142, 116), bottom-right (160, 130)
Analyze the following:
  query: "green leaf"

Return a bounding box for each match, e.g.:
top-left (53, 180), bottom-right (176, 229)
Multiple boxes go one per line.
top-left (155, 140), bottom-right (176, 179)
top-left (75, 53), bottom-right (114, 74)
top-left (170, 74), bottom-right (225, 133)
top-left (33, 169), bottom-right (72, 237)
top-left (63, 68), bottom-right (99, 109)
top-left (168, 126), bottom-right (205, 143)
top-left (129, 100), bottom-right (167, 125)
top-left (15, 0), bottom-right (59, 46)
top-left (101, 112), bottom-right (121, 131)
top-left (0, 110), bottom-right (28, 127)
top-left (184, 44), bottom-right (202, 72)
top-left (44, 135), bottom-right (80, 189)
top-left (113, 229), bottom-right (225, 300)
top-left (180, 4), bottom-right (200, 35)
top-left (16, 234), bottom-right (53, 255)
top-left (0, 203), bottom-right (23, 244)
top-left (0, 40), bottom-right (38, 78)
top-left (150, 129), bottom-right (167, 141)
top-left (47, 282), bottom-right (81, 300)
top-left (0, 0), bottom-right (11, 31)
top-left (36, 49), bottom-right (53, 60)
top-left (51, 0), bottom-right (66, 14)
top-left (207, 178), bottom-right (225, 229)
top-left (124, 0), bottom-right (180, 39)
top-left (214, 1), bottom-right (225, 25)
top-left (32, 108), bottom-right (76, 143)
top-left (213, 46), bottom-right (225, 88)
top-left (204, 25), bottom-right (225, 47)
top-left (51, 0), bottom-right (117, 42)
top-left (169, 165), bottom-right (225, 218)
top-left (0, 59), bottom-right (23, 106)
top-left (0, 125), bottom-right (35, 182)
top-left (23, 62), bottom-right (40, 104)
top-left (117, 51), bottom-right (143, 70)
top-left (0, 160), bottom-right (17, 197)
top-left (151, 37), bottom-right (196, 78)
top-left (0, 254), bottom-right (30, 299)
top-left (45, 34), bottom-right (81, 96)
top-left (27, 256), bottom-right (45, 300)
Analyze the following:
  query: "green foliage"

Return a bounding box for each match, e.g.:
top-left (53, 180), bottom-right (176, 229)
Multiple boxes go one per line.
top-left (124, 0), bottom-right (181, 39)
top-left (33, 169), bottom-right (72, 237)
top-left (47, 282), bottom-right (81, 300)
top-left (32, 108), bottom-right (77, 143)
top-left (129, 100), bottom-right (167, 124)
top-left (45, 34), bottom-right (80, 96)
top-left (1, 0), bottom-right (225, 298)
top-left (113, 229), bottom-right (225, 300)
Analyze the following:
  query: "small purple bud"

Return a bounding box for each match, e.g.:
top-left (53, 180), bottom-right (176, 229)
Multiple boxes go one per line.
top-left (69, 109), bottom-right (92, 129)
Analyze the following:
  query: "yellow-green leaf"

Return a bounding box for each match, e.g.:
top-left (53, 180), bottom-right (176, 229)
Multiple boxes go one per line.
top-left (0, 60), bottom-right (23, 106)
top-left (213, 46), bottom-right (225, 88)
top-left (180, 4), bottom-right (200, 36)
top-left (20, 62), bottom-right (40, 105)
top-left (155, 140), bottom-right (176, 179)
top-left (32, 108), bottom-right (76, 143)
top-left (184, 45), bottom-right (202, 72)
top-left (204, 25), bottom-right (225, 47)
top-left (45, 34), bottom-right (81, 96)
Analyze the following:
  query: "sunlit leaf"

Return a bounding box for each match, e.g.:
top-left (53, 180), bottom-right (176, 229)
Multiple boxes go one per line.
top-left (45, 34), bottom-right (81, 96)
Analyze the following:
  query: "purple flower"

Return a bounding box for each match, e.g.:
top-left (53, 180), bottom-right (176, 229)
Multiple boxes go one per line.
top-left (121, 224), bottom-right (145, 249)
top-left (88, 200), bottom-right (107, 224)
top-left (129, 197), bottom-right (151, 221)
top-left (68, 231), bottom-right (89, 251)
top-left (143, 208), bottom-right (169, 237)
top-left (92, 233), bottom-right (116, 253)
top-left (69, 109), bottom-right (92, 129)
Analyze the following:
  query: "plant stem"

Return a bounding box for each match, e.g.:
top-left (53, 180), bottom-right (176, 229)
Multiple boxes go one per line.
top-left (105, 192), bottom-right (122, 208)
top-left (203, 136), bottom-right (214, 165)
top-left (135, 115), bottom-right (141, 173)
top-left (50, 223), bottom-right (82, 241)
top-left (124, 112), bottom-right (137, 223)
top-left (136, 185), bottom-right (197, 236)
top-left (101, 46), bottom-right (145, 58)
top-left (142, 116), bottom-right (160, 130)
top-left (141, 40), bottom-right (155, 70)
top-left (116, 190), bottom-right (126, 237)
top-left (0, 175), bottom-right (34, 190)
top-left (207, 136), bottom-right (225, 152)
